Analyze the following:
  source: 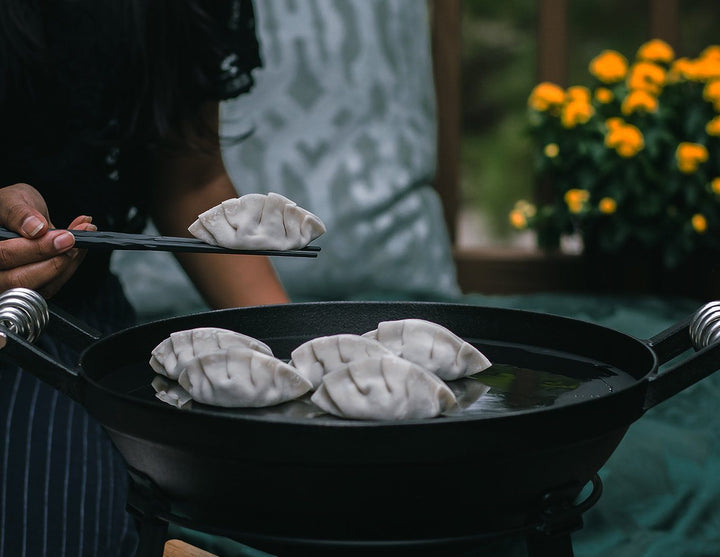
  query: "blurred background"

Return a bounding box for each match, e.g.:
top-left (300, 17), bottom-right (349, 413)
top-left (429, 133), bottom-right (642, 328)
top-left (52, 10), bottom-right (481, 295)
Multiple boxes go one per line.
top-left (458, 0), bottom-right (718, 249)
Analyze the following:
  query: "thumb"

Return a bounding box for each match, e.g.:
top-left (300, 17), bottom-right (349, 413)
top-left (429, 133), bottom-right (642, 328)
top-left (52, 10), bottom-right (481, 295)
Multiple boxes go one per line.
top-left (0, 183), bottom-right (51, 238)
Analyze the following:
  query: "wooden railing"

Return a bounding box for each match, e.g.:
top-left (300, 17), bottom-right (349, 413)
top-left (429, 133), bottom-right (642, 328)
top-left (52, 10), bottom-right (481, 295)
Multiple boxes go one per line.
top-left (429, 0), bottom-right (681, 295)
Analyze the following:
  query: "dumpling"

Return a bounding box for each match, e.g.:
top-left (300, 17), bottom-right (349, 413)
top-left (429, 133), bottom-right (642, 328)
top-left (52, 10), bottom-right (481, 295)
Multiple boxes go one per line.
top-left (151, 376), bottom-right (193, 409)
top-left (363, 319), bottom-right (491, 380)
top-left (177, 347), bottom-right (312, 407)
top-left (290, 334), bottom-right (394, 389)
top-left (188, 192), bottom-right (326, 250)
top-left (310, 355), bottom-right (457, 420)
top-left (149, 327), bottom-right (273, 380)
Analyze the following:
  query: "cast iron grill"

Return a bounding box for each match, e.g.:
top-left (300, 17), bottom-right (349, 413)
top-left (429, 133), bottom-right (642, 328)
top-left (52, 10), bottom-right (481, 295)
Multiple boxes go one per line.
top-left (2, 289), bottom-right (720, 557)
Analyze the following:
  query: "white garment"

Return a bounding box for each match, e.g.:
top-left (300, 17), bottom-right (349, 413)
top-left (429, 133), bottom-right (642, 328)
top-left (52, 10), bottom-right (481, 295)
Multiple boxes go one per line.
top-left (113, 0), bottom-right (460, 319)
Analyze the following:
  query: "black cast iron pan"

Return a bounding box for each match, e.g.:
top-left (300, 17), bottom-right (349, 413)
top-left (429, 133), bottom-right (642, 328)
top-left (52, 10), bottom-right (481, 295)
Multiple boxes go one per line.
top-left (1, 289), bottom-right (719, 554)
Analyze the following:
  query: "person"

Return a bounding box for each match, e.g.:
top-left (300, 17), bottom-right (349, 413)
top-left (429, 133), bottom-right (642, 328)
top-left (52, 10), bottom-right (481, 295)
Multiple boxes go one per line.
top-left (0, 1), bottom-right (287, 555)
top-left (113, 0), bottom-right (462, 323)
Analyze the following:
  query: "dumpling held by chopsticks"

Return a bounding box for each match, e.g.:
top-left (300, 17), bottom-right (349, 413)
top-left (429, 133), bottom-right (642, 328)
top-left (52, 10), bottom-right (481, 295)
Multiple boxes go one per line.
top-left (188, 192), bottom-right (326, 250)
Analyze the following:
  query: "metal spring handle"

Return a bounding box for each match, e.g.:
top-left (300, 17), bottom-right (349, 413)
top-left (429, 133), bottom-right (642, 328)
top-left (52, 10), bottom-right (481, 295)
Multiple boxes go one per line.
top-left (689, 301), bottom-right (720, 350)
top-left (0, 288), bottom-right (49, 343)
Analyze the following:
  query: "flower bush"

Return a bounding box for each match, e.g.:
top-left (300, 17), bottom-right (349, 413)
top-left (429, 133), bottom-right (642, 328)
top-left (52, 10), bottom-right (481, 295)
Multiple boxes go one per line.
top-left (514, 39), bottom-right (720, 268)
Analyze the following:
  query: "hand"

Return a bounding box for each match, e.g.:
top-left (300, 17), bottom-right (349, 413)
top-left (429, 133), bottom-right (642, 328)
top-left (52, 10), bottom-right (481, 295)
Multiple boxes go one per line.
top-left (0, 183), bottom-right (95, 298)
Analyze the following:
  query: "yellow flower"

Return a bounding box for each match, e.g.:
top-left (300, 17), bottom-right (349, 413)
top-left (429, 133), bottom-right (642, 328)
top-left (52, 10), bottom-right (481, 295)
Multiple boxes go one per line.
top-left (564, 189), bottom-right (590, 213)
top-left (701, 45), bottom-right (720, 60)
top-left (594, 87), bottom-right (614, 103)
top-left (706, 116), bottom-right (720, 136)
top-left (567, 86), bottom-right (591, 103)
top-left (711, 177), bottom-right (720, 195)
top-left (565, 190), bottom-right (589, 204)
top-left (528, 82), bottom-right (566, 111)
top-left (544, 143), bottom-right (559, 158)
top-left (691, 214), bottom-right (708, 234)
top-left (693, 56), bottom-right (720, 81)
top-left (514, 200), bottom-right (537, 218)
top-left (589, 50), bottom-right (628, 83)
top-left (605, 117), bottom-right (625, 131)
top-left (703, 80), bottom-right (720, 103)
top-left (510, 200), bottom-right (537, 229)
top-left (509, 210), bottom-right (527, 229)
top-left (670, 55), bottom-right (720, 83)
top-left (604, 122), bottom-right (644, 158)
top-left (636, 39), bottom-right (675, 63)
top-left (676, 142), bottom-right (709, 173)
top-left (598, 197), bottom-right (617, 214)
top-left (561, 100), bottom-right (595, 128)
top-left (667, 57), bottom-right (694, 83)
top-left (627, 62), bottom-right (666, 94)
top-left (621, 89), bottom-right (659, 115)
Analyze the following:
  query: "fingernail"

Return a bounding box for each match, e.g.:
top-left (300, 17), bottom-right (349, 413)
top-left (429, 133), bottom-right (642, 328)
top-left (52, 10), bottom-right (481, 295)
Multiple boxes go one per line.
top-left (21, 216), bottom-right (44, 237)
top-left (86, 224), bottom-right (97, 231)
top-left (53, 232), bottom-right (75, 251)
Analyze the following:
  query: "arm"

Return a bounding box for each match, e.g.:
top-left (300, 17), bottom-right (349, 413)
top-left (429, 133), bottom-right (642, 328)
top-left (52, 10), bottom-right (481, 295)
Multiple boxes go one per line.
top-left (148, 102), bottom-right (289, 309)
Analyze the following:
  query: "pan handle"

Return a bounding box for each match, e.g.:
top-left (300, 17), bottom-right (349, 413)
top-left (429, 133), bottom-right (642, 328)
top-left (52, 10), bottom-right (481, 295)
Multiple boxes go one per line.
top-left (644, 302), bottom-right (720, 410)
top-left (0, 288), bottom-right (83, 401)
top-left (45, 302), bottom-right (102, 350)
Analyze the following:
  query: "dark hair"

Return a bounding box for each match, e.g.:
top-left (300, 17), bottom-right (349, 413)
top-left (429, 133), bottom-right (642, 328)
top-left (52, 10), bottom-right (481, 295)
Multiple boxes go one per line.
top-left (0, 0), bottom-right (237, 149)
top-left (0, 0), bottom-right (44, 94)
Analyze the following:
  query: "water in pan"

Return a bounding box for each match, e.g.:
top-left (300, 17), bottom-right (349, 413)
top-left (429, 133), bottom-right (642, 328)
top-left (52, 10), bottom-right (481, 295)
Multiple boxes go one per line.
top-left (99, 339), bottom-right (640, 421)
top-left (453, 341), bottom-right (639, 419)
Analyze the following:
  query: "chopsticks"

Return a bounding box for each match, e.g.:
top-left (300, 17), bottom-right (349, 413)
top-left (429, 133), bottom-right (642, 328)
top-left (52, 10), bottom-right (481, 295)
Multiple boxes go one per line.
top-left (0, 227), bottom-right (320, 258)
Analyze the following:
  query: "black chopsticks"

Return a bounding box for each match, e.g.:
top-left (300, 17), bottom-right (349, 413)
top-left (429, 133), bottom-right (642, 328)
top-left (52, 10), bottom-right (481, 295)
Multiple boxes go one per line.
top-left (0, 227), bottom-right (320, 258)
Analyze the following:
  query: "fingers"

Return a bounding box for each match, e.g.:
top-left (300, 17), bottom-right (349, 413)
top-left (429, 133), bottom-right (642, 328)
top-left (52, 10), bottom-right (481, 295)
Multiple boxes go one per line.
top-left (0, 214), bottom-right (97, 298)
top-left (34, 219), bottom-right (96, 298)
top-left (0, 230), bottom-right (77, 269)
top-left (0, 183), bottom-right (51, 238)
top-left (0, 250), bottom-right (80, 295)
top-left (0, 213), bottom-right (98, 269)
top-left (67, 215), bottom-right (92, 230)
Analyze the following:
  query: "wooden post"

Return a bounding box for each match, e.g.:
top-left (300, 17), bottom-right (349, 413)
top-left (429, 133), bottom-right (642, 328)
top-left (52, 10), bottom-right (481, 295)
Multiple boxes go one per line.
top-left (649, 0), bottom-right (680, 50)
top-left (535, 0), bottom-right (568, 208)
top-left (430, 0), bottom-right (461, 245)
top-left (536, 0), bottom-right (568, 87)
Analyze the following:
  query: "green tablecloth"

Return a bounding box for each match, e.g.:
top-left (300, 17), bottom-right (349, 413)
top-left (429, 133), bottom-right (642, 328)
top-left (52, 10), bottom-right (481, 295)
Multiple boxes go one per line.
top-left (468, 293), bottom-right (720, 557)
top-left (171, 293), bottom-right (720, 557)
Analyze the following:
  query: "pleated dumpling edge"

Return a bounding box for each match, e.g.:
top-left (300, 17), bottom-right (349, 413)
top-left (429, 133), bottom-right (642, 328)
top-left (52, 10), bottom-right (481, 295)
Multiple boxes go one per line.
top-left (310, 355), bottom-right (458, 420)
top-left (188, 192), bottom-right (326, 250)
top-left (362, 318), bottom-right (492, 381)
top-left (176, 347), bottom-right (313, 408)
